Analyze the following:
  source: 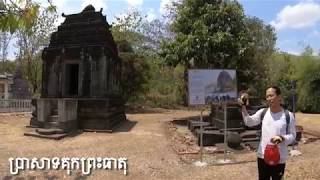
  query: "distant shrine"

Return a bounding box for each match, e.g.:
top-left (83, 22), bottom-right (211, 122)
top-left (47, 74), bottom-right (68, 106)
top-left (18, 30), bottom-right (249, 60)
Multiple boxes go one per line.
top-left (0, 73), bottom-right (13, 99)
top-left (0, 69), bottom-right (32, 100)
top-left (26, 5), bottom-right (126, 139)
top-left (11, 68), bottom-right (32, 99)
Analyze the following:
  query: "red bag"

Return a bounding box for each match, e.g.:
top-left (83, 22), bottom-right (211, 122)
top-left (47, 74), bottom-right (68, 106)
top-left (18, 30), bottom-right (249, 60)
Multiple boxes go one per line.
top-left (264, 144), bottom-right (280, 166)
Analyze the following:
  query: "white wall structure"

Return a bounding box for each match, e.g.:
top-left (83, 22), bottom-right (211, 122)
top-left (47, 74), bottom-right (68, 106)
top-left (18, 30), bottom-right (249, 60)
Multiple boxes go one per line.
top-left (0, 73), bottom-right (13, 99)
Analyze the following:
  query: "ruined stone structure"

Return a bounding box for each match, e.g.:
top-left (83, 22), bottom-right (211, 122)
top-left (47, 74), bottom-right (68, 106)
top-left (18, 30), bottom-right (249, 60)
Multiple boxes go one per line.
top-left (0, 73), bottom-right (13, 99)
top-left (0, 69), bottom-right (32, 100)
top-left (11, 68), bottom-right (32, 99)
top-left (26, 5), bottom-right (126, 139)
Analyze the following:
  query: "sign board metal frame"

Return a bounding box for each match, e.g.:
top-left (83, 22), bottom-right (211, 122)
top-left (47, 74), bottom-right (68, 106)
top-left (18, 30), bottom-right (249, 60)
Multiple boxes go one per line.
top-left (188, 69), bottom-right (237, 164)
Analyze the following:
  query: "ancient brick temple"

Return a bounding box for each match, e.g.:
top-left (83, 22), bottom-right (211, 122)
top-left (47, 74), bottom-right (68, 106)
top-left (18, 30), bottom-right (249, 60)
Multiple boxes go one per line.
top-left (26, 5), bottom-right (126, 139)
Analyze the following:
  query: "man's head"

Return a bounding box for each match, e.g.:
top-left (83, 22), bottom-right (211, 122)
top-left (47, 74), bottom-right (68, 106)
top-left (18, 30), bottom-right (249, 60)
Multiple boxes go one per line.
top-left (266, 86), bottom-right (282, 108)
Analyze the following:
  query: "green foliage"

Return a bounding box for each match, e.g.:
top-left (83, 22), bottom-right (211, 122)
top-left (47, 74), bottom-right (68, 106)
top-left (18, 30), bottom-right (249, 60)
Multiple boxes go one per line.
top-left (267, 47), bottom-right (320, 113)
top-left (0, 60), bottom-right (17, 74)
top-left (111, 11), bottom-right (151, 103)
top-left (15, 6), bottom-right (57, 94)
top-left (266, 52), bottom-right (296, 109)
top-left (241, 16), bottom-right (276, 98)
top-left (118, 44), bottom-right (183, 108)
top-left (0, 1), bottom-right (56, 96)
top-left (301, 45), bottom-right (314, 56)
top-left (0, 0), bottom-right (56, 33)
top-left (112, 10), bottom-right (172, 56)
top-left (112, 10), bottom-right (177, 106)
top-left (295, 52), bottom-right (320, 113)
top-left (18, 52), bottom-right (42, 95)
top-left (111, 10), bottom-right (146, 52)
top-left (140, 19), bottom-right (173, 54)
top-left (162, 0), bottom-right (248, 68)
top-left (143, 59), bottom-right (185, 108)
top-left (119, 51), bottom-right (151, 102)
top-left (160, 0), bottom-right (276, 104)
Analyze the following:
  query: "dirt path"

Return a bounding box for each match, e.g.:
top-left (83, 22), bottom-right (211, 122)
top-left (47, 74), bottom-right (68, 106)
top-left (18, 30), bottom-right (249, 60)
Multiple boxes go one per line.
top-left (0, 110), bottom-right (320, 180)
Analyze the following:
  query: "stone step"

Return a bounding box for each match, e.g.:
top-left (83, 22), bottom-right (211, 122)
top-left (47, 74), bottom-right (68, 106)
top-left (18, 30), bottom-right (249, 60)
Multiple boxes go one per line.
top-left (188, 120), bottom-right (211, 132)
top-left (48, 115), bottom-right (59, 122)
top-left (212, 118), bottom-right (243, 129)
top-left (44, 121), bottom-right (61, 129)
top-left (196, 130), bottom-right (224, 146)
top-left (83, 129), bottom-right (113, 133)
top-left (214, 107), bottom-right (242, 120)
top-left (24, 131), bottom-right (67, 140)
top-left (51, 108), bottom-right (58, 115)
top-left (36, 128), bottom-right (65, 135)
top-left (240, 130), bottom-right (260, 139)
top-left (218, 127), bottom-right (245, 132)
top-left (203, 126), bottom-right (219, 131)
top-left (242, 137), bottom-right (260, 142)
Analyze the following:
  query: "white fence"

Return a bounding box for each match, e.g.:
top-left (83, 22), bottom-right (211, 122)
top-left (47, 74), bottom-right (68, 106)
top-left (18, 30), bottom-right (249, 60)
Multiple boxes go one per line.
top-left (0, 99), bottom-right (32, 113)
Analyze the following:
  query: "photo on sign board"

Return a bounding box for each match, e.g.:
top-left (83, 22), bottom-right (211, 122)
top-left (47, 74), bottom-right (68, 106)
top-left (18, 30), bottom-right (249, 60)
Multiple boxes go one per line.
top-left (188, 69), bottom-right (237, 105)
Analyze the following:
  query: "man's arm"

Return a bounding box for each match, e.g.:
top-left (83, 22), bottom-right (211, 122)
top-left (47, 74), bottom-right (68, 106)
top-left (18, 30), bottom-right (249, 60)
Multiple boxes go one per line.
top-left (241, 106), bottom-right (263, 127)
top-left (282, 112), bottom-right (297, 145)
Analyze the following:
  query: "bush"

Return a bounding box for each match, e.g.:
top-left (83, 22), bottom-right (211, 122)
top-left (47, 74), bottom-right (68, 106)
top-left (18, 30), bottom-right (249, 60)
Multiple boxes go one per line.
top-left (265, 53), bottom-right (297, 110)
top-left (142, 61), bottom-right (185, 108)
top-left (295, 55), bottom-right (320, 113)
top-left (120, 52), bottom-right (151, 102)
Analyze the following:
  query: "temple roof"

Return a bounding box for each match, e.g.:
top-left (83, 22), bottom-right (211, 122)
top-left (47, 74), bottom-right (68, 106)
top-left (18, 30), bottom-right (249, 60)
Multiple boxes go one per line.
top-left (45, 5), bottom-right (118, 56)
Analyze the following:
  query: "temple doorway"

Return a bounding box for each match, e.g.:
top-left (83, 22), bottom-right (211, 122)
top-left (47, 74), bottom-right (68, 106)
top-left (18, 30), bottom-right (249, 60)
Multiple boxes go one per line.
top-left (65, 64), bottom-right (79, 96)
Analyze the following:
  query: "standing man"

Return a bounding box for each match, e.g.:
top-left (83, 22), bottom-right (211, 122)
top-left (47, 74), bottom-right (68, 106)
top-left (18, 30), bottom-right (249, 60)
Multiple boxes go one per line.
top-left (239, 86), bottom-right (296, 180)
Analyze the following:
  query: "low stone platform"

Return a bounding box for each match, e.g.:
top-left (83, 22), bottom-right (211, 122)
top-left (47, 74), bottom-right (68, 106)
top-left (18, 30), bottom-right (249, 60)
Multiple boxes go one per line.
top-left (195, 129), bottom-right (224, 146)
top-left (35, 128), bottom-right (65, 135)
top-left (188, 120), bottom-right (211, 132)
top-left (24, 130), bottom-right (68, 140)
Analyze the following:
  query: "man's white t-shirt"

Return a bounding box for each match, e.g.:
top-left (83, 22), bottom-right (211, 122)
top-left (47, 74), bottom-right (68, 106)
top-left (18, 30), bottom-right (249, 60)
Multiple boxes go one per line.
top-left (242, 108), bottom-right (296, 163)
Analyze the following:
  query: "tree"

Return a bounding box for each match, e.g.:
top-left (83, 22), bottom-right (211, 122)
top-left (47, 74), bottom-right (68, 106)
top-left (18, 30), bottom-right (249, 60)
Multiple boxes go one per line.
top-left (266, 52), bottom-right (296, 109)
top-left (295, 47), bottom-right (320, 113)
top-left (162, 0), bottom-right (248, 66)
top-left (301, 45), bottom-right (313, 56)
top-left (160, 0), bottom-right (266, 104)
top-left (15, 7), bottom-right (57, 94)
top-left (116, 40), bottom-right (151, 102)
top-left (111, 11), bottom-right (152, 102)
top-left (112, 10), bottom-right (146, 52)
top-left (112, 10), bottom-right (172, 55)
top-left (0, 31), bottom-right (12, 72)
top-left (241, 16), bottom-right (276, 98)
top-left (0, 58), bottom-right (16, 73)
top-left (119, 53), bottom-right (151, 102)
top-left (140, 19), bottom-right (173, 55)
top-left (0, 0), bottom-right (55, 33)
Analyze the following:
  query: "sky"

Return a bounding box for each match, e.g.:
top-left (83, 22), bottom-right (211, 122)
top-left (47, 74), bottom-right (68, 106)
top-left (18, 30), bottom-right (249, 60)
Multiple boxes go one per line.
top-left (241, 0), bottom-right (320, 55)
top-left (7, 0), bottom-right (320, 58)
